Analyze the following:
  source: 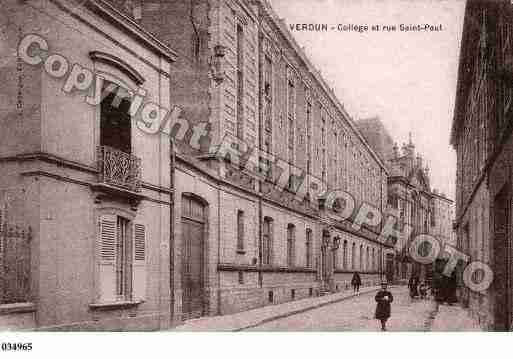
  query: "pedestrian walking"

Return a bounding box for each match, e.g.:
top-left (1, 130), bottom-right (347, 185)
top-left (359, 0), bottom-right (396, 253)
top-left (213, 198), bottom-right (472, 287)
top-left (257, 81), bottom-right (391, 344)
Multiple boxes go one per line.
top-left (418, 281), bottom-right (428, 299)
top-left (408, 275), bottom-right (419, 299)
top-left (375, 281), bottom-right (394, 331)
top-left (351, 272), bottom-right (362, 295)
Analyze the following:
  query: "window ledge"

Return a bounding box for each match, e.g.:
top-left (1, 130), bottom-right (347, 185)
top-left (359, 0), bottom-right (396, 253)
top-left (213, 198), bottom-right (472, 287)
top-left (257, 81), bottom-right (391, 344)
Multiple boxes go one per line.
top-left (236, 249), bottom-right (246, 255)
top-left (0, 302), bottom-right (36, 315)
top-left (89, 300), bottom-right (144, 311)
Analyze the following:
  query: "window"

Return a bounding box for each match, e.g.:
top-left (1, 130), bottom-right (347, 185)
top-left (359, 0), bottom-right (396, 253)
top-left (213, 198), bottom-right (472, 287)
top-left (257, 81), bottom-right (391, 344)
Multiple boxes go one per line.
top-left (351, 242), bottom-right (355, 269)
top-left (264, 56), bottom-right (272, 98)
top-left (306, 228), bottom-right (313, 268)
top-left (306, 101), bottom-right (312, 174)
top-left (333, 246), bottom-right (338, 270)
top-left (237, 210), bottom-right (244, 252)
top-left (100, 81), bottom-right (132, 154)
top-left (263, 217), bottom-right (273, 265)
top-left (192, 32), bottom-right (201, 62)
top-left (287, 78), bottom-right (295, 120)
top-left (264, 56), bottom-right (273, 132)
top-left (98, 214), bottom-right (146, 302)
top-left (288, 118), bottom-right (295, 151)
top-left (359, 244), bottom-right (363, 270)
top-left (343, 240), bottom-right (348, 269)
top-left (388, 194), bottom-right (398, 209)
top-left (366, 247), bottom-right (370, 272)
top-left (287, 224), bottom-right (295, 267)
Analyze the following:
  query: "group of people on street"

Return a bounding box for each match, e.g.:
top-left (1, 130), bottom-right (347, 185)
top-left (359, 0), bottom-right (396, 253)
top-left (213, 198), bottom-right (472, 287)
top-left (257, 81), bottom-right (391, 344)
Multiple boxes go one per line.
top-left (408, 275), bottom-right (429, 300)
top-left (347, 270), bottom-right (459, 331)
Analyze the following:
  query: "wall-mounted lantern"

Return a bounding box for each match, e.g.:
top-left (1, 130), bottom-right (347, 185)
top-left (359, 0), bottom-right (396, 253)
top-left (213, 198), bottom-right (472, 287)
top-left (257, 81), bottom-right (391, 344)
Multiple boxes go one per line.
top-left (209, 44), bottom-right (226, 85)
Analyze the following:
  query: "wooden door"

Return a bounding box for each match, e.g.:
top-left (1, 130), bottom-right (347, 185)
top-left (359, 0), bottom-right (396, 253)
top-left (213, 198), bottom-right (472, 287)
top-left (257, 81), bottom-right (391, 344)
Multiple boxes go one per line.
top-left (181, 196), bottom-right (206, 320)
top-left (493, 185), bottom-right (510, 331)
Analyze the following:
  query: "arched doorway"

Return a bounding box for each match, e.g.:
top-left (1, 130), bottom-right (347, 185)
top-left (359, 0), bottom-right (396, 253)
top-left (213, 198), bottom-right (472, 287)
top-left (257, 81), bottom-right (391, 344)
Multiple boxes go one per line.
top-left (181, 194), bottom-right (207, 320)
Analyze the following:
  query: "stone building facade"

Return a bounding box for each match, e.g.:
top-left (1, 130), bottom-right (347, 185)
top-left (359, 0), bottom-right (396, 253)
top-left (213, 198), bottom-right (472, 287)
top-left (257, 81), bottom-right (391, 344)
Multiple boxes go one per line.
top-left (0, 0), bottom-right (176, 330)
top-left (452, 0), bottom-right (513, 331)
top-left (357, 118), bottom-right (455, 283)
top-left (128, 0), bottom-right (392, 320)
top-left (0, 0), bottom-right (393, 330)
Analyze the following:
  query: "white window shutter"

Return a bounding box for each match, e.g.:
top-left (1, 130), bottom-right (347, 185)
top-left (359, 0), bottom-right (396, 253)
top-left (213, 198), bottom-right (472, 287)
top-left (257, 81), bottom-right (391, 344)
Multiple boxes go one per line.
top-left (98, 214), bottom-right (117, 302)
top-left (132, 223), bottom-right (146, 301)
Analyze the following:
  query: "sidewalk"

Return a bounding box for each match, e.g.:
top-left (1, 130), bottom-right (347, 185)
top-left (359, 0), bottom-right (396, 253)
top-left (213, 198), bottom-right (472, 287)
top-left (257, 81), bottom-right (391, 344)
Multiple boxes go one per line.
top-left (430, 303), bottom-right (482, 331)
top-left (172, 285), bottom-right (384, 331)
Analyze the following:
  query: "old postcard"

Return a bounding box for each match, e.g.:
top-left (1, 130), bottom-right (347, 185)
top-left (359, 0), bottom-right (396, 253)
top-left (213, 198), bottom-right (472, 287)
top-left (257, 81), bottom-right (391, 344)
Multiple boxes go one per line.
top-left (0, 0), bottom-right (508, 356)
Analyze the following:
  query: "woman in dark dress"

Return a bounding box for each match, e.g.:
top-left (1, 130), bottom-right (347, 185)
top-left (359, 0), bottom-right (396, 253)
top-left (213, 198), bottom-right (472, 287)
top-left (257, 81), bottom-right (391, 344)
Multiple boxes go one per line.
top-left (351, 272), bottom-right (362, 295)
top-left (408, 275), bottom-right (419, 299)
top-left (375, 282), bottom-right (394, 331)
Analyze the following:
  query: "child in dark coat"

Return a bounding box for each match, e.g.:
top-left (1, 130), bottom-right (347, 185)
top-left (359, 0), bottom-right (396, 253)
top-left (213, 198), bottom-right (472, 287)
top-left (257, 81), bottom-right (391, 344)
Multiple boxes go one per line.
top-left (375, 282), bottom-right (394, 331)
top-left (351, 272), bottom-right (362, 295)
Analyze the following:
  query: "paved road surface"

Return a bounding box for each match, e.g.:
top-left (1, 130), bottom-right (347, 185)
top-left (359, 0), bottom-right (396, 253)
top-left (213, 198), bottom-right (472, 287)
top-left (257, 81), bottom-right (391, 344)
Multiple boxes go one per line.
top-left (245, 286), bottom-right (435, 331)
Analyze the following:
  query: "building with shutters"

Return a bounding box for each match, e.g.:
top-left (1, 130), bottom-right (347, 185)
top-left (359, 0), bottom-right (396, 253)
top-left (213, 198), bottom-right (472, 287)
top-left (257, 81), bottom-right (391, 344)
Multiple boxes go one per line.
top-left (1, 0), bottom-right (396, 330)
top-left (0, 0), bottom-right (175, 330)
top-left (124, 0), bottom-right (392, 321)
top-left (452, 0), bottom-right (513, 331)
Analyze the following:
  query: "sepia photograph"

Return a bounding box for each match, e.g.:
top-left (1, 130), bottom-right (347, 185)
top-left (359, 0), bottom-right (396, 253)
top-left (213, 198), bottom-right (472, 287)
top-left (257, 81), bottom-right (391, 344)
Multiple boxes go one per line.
top-left (0, 0), bottom-right (510, 356)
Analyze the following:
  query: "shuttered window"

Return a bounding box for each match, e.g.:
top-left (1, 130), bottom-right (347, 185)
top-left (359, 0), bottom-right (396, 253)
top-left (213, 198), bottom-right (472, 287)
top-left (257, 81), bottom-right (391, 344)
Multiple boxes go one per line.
top-left (98, 215), bottom-right (146, 302)
top-left (132, 223), bottom-right (146, 300)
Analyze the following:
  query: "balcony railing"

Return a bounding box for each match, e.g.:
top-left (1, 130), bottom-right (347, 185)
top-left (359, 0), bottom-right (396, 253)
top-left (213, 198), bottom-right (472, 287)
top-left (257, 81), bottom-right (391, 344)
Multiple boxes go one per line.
top-left (97, 146), bottom-right (142, 193)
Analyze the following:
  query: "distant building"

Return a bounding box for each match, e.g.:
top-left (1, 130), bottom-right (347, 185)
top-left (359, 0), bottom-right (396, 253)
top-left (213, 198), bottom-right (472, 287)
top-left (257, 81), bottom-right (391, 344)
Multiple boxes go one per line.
top-left (355, 117), bottom-right (395, 168)
top-left (452, 0), bottom-right (513, 331)
top-left (358, 120), bottom-right (455, 282)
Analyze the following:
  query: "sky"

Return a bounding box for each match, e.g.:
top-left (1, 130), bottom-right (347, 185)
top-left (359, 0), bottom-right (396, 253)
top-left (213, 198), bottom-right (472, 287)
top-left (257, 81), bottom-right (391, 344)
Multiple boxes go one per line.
top-left (269, 0), bottom-right (466, 200)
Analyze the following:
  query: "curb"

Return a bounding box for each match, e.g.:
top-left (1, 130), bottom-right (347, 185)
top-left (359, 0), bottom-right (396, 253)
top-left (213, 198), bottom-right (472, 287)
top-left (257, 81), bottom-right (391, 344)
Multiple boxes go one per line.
top-left (234, 286), bottom-right (388, 331)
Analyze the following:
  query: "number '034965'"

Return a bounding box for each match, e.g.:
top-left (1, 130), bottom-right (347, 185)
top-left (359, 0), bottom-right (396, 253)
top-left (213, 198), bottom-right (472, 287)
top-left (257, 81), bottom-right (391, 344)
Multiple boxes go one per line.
top-left (1, 343), bottom-right (33, 351)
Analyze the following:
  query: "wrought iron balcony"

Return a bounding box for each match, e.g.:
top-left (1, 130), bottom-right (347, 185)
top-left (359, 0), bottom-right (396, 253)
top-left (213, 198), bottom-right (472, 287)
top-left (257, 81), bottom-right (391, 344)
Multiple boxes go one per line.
top-left (97, 146), bottom-right (142, 193)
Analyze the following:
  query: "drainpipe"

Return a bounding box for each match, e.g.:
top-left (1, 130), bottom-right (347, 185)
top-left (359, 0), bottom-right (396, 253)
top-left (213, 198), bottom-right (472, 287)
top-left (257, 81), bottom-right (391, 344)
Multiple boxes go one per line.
top-left (380, 167), bottom-right (384, 282)
top-left (169, 137), bottom-right (175, 325)
top-left (257, 29), bottom-right (264, 288)
top-left (217, 184), bottom-right (221, 314)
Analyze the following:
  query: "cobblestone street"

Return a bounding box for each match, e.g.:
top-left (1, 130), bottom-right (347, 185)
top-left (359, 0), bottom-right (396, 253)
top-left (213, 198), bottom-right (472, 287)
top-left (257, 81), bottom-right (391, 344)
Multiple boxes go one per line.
top-left (173, 285), bottom-right (480, 331)
top-left (245, 287), bottom-right (435, 331)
